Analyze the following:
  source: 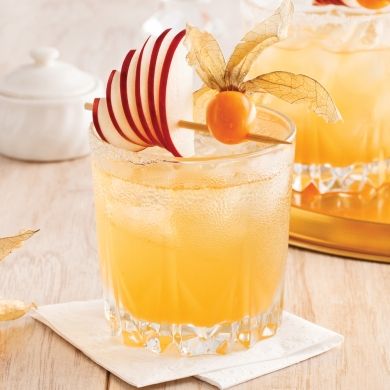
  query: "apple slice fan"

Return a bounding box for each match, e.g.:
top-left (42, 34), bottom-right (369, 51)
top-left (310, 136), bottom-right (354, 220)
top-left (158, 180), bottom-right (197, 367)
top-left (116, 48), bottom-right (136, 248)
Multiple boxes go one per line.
top-left (86, 0), bottom-right (340, 157)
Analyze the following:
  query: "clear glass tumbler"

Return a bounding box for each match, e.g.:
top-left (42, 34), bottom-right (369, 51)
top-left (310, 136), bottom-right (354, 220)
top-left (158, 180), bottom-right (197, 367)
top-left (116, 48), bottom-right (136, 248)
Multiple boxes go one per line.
top-left (91, 106), bottom-right (295, 355)
top-left (241, 0), bottom-right (390, 194)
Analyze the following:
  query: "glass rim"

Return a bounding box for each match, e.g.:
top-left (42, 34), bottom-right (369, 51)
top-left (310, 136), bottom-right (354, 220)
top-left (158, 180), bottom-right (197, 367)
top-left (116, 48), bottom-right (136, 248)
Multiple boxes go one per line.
top-left (242, 0), bottom-right (390, 17)
top-left (91, 105), bottom-right (296, 165)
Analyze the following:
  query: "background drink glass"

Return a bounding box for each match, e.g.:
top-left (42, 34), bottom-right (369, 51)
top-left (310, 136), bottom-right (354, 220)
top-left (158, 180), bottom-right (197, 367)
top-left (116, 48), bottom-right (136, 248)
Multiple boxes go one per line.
top-left (241, 0), bottom-right (390, 194)
top-left (91, 106), bottom-right (295, 355)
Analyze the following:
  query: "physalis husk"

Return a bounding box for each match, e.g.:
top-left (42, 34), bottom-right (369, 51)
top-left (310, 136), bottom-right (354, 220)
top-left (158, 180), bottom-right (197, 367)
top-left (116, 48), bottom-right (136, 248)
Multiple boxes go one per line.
top-left (0, 300), bottom-right (37, 321)
top-left (185, 0), bottom-right (341, 128)
top-left (0, 230), bottom-right (38, 262)
top-left (0, 230), bottom-right (38, 322)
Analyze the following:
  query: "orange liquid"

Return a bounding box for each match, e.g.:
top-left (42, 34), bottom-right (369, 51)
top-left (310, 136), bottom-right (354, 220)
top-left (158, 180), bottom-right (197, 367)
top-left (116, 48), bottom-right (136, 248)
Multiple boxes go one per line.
top-left (93, 161), bottom-right (291, 327)
top-left (251, 45), bottom-right (390, 167)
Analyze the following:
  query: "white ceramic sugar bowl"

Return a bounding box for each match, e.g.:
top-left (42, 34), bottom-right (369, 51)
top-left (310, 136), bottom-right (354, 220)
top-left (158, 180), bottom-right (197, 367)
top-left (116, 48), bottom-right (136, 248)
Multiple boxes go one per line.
top-left (0, 47), bottom-right (102, 161)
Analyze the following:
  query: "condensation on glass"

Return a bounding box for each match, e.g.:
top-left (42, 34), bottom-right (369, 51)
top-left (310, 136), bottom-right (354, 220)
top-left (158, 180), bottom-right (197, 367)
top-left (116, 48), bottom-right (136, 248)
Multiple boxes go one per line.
top-left (90, 106), bottom-right (295, 355)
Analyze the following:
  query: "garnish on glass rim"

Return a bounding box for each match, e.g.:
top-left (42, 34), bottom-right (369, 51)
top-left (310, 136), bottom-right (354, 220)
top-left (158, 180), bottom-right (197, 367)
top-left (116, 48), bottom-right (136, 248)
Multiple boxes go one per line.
top-left (84, 102), bottom-right (291, 146)
top-left (0, 230), bottom-right (38, 322)
top-left (186, 0), bottom-right (341, 145)
top-left (313, 0), bottom-right (390, 10)
top-left (87, 0), bottom-right (340, 156)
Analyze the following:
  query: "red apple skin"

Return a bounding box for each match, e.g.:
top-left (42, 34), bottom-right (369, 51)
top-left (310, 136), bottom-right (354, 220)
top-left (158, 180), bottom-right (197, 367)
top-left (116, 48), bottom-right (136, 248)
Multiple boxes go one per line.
top-left (135, 38), bottom-right (160, 146)
top-left (120, 50), bottom-right (152, 145)
top-left (106, 70), bottom-right (147, 147)
top-left (314, 0), bottom-right (345, 5)
top-left (92, 98), bottom-right (108, 143)
top-left (92, 97), bottom-right (145, 151)
top-left (158, 30), bottom-right (186, 157)
top-left (106, 70), bottom-right (135, 143)
top-left (147, 29), bottom-right (171, 148)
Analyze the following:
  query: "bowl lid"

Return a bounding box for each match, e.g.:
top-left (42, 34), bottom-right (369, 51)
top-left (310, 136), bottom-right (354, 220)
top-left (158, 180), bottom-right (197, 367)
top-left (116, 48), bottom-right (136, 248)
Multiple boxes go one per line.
top-left (0, 47), bottom-right (97, 99)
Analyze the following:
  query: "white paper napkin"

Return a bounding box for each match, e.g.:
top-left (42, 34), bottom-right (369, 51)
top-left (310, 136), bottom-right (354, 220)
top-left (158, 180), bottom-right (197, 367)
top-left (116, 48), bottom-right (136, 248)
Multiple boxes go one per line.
top-left (31, 300), bottom-right (343, 389)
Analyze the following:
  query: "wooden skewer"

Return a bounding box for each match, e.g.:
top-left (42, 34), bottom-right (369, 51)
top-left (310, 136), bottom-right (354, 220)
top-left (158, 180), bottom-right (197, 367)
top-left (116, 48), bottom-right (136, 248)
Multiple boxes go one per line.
top-left (177, 120), bottom-right (291, 145)
top-left (84, 103), bottom-right (291, 146)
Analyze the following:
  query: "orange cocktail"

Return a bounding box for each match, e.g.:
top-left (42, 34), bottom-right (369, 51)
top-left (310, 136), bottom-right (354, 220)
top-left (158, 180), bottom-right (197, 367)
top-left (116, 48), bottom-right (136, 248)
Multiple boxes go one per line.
top-left (91, 107), bottom-right (295, 355)
top-left (242, 0), bottom-right (390, 193)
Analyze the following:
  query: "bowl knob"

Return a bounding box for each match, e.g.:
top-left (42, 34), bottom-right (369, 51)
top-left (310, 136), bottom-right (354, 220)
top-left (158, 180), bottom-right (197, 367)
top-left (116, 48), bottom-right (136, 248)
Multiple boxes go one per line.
top-left (30, 47), bottom-right (60, 66)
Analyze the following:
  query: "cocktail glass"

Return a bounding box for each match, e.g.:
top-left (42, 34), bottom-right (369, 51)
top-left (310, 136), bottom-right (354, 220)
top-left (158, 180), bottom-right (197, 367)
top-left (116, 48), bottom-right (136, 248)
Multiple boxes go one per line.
top-left (241, 0), bottom-right (390, 194)
top-left (90, 106), bottom-right (295, 355)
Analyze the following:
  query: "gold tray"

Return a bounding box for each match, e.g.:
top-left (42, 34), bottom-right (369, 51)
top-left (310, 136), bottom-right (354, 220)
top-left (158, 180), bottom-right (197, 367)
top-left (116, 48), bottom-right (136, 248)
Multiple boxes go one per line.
top-left (289, 185), bottom-right (390, 263)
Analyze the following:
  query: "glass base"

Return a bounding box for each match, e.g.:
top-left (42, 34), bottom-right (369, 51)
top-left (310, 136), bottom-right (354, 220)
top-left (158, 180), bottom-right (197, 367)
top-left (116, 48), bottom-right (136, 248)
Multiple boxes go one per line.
top-left (104, 287), bottom-right (284, 356)
top-left (293, 159), bottom-right (390, 194)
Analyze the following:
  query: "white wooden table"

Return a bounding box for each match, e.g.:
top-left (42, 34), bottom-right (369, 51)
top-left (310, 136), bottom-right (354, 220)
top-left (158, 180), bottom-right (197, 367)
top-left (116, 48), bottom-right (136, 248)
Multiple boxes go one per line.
top-left (0, 155), bottom-right (389, 390)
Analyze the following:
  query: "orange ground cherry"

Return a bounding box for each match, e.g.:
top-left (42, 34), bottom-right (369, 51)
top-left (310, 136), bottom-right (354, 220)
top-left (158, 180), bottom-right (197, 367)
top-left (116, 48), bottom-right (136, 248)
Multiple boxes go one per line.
top-left (206, 91), bottom-right (256, 144)
top-left (356, 0), bottom-right (389, 9)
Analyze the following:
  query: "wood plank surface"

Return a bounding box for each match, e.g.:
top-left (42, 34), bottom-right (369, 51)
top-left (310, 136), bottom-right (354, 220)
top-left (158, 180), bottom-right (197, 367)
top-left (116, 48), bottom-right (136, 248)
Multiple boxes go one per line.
top-left (0, 155), bottom-right (389, 390)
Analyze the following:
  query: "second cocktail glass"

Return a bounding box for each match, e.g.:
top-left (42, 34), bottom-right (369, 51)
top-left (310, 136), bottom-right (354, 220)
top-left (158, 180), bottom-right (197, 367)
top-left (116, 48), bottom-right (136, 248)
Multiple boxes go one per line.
top-left (242, 0), bottom-right (390, 193)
